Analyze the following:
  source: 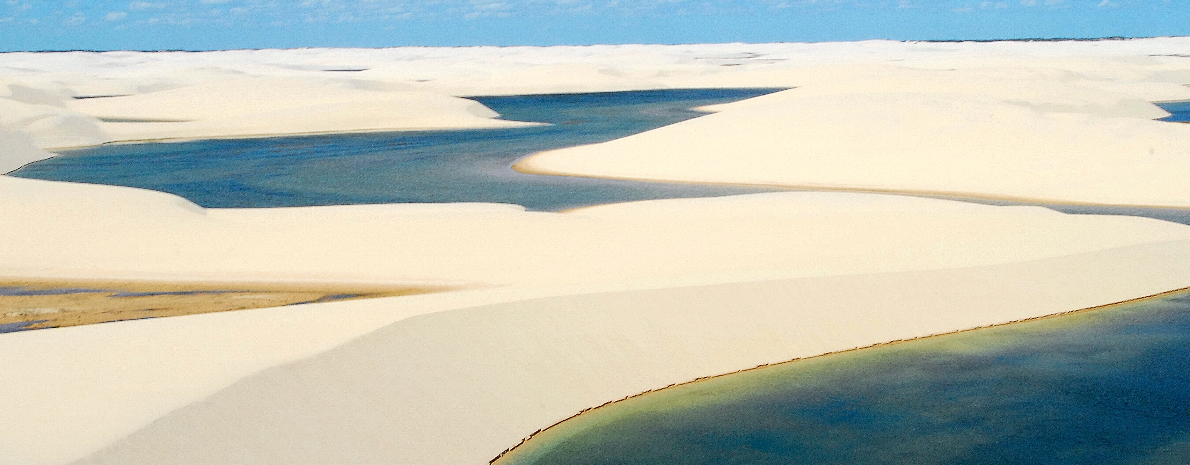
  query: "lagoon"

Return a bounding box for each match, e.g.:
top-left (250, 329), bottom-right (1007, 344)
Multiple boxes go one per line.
top-left (11, 93), bottom-right (1190, 226)
top-left (11, 89), bottom-right (785, 211)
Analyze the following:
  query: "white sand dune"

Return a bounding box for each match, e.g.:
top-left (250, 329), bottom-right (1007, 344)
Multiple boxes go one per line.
top-left (2, 39), bottom-right (1190, 465)
top-left (3, 177), bottom-right (1189, 286)
top-left (0, 98), bottom-right (107, 149)
top-left (67, 78), bottom-right (541, 143)
top-left (520, 63), bottom-right (1190, 208)
top-left (4, 38), bottom-right (1190, 147)
top-left (3, 176), bottom-right (1190, 464)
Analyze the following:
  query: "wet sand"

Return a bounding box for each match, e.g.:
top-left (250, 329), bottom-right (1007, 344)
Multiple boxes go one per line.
top-left (0, 278), bottom-right (445, 332)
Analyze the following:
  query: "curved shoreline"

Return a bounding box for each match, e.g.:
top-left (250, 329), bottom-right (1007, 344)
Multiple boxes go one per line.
top-left (490, 284), bottom-right (1190, 465)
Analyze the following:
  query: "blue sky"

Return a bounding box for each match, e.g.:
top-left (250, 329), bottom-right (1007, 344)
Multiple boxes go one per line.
top-left (2, 0), bottom-right (1188, 51)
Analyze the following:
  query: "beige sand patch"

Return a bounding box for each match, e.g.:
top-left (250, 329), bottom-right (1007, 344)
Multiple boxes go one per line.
top-left (0, 278), bottom-right (444, 331)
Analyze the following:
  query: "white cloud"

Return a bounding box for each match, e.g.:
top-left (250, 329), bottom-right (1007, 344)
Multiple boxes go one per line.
top-left (465, 0), bottom-right (513, 18)
top-left (201, 0), bottom-right (231, 3)
top-left (106, 11), bottom-right (128, 20)
top-left (129, 1), bottom-right (165, 10)
top-left (1020, 0), bottom-right (1036, 5)
top-left (62, 12), bottom-right (85, 25)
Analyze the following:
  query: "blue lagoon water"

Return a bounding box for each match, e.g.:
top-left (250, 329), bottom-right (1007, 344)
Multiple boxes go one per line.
top-left (1158, 100), bottom-right (1190, 123)
top-left (10, 89), bottom-right (785, 211)
top-left (497, 291), bottom-right (1190, 465)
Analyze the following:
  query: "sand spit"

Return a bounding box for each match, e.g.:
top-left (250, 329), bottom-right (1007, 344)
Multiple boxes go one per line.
top-left (2, 39), bottom-right (1190, 465)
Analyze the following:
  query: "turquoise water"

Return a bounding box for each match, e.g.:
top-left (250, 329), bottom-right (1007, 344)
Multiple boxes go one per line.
top-left (10, 89), bottom-right (785, 211)
top-left (497, 290), bottom-right (1190, 465)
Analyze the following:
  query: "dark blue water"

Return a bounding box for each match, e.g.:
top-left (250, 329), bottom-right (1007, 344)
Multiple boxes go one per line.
top-left (497, 290), bottom-right (1190, 465)
top-left (1158, 100), bottom-right (1190, 123)
top-left (0, 286), bottom-right (106, 296)
top-left (10, 89), bottom-right (785, 211)
top-left (0, 321), bottom-right (47, 333)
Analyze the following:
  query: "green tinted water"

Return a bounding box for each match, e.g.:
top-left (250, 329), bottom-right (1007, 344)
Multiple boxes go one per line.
top-left (498, 290), bottom-right (1190, 465)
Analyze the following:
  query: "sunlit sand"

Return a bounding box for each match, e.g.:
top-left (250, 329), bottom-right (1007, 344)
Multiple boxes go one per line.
top-left (2, 38), bottom-right (1190, 465)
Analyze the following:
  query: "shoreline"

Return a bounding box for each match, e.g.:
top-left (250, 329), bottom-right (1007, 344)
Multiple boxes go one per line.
top-left (491, 284), bottom-right (1190, 465)
top-left (491, 283), bottom-right (1190, 464)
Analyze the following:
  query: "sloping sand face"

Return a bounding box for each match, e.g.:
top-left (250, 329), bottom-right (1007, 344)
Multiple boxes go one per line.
top-left (19, 241), bottom-right (1190, 465)
top-left (0, 129), bottom-right (55, 173)
top-left (1, 39), bottom-right (1190, 465)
